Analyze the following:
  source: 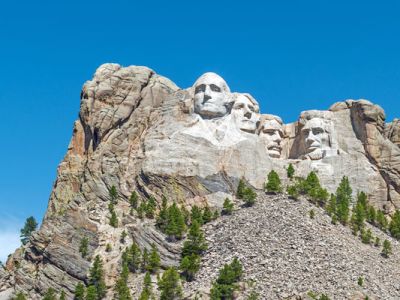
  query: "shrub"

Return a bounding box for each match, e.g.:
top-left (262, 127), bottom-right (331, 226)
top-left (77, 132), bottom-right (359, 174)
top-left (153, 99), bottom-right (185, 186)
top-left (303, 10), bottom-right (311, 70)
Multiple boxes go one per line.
top-left (382, 239), bottom-right (392, 258)
top-left (120, 231), bottom-right (128, 244)
top-left (361, 228), bottom-right (372, 244)
top-left (358, 276), bottom-right (363, 286)
top-left (265, 170), bottom-right (282, 193)
top-left (222, 198), bottom-right (234, 215)
top-left (309, 209), bottom-right (315, 219)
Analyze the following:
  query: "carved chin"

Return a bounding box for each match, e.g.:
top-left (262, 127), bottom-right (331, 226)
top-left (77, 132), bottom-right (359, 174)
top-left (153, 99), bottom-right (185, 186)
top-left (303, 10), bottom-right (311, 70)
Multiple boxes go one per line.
top-left (198, 105), bottom-right (227, 118)
top-left (267, 147), bottom-right (281, 158)
top-left (305, 149), bottom-right (324, 160)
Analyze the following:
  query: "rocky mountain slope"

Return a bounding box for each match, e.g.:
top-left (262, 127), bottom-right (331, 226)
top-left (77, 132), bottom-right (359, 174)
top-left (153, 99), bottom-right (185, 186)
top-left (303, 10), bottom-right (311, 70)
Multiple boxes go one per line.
top-left (1, 63), bottom-right (400, 299)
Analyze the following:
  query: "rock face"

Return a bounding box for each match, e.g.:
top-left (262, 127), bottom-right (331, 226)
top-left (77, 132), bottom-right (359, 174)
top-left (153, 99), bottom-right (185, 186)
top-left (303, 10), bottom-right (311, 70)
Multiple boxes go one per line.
top-left (1, 64), bottom-right (400, 299)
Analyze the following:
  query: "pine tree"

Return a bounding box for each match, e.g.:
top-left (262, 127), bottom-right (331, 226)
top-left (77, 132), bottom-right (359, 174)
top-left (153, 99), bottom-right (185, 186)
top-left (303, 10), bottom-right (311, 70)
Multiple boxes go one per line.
top-left (74, 283), bottom-right (85, 300)
top-left (145, 197), bottom-right (157, 219)
top-left (265, 170), bottom-right (282, 193)
top-left (139, 272), bottom-right (153, 300)
top-left (202, 206), bottom-right (213, 224)
top-left (79, 237), bottom-right (89, 258)
top-left (335, 176), bottom-right (352, 225)
top-left (389, 210), bottom-right (400, 239)
top-left (382, 239), bottom-right (392, 257)
top-left (59, 290), bottom-right (66, 300)
top-left (222, 198), bottom-right (234, 215)
top-left (361, 228), bottom-right (372, 244)
top-left (180, 254), bottom-right (201, 281)
top-left (182, 220), bottom-right (207, 257)
top-left (367, 205), bottom-right (376, 225)
top-left (13, 292), bottom-right (27, 300)
top-left (20, 216), bottom-right (38, 245)
top-left (350, 202), bottom-right (366, 234)
top-left (287, 163), bottom-right (295, 179)
top-left (243, 187), bottom-right (257, 207)
top-left (123, 242), bottom-right (142, 273)
top-left (148, 244), bottom-right (161, 274)
top-left (230, 257), bottom-right (243, 282)
top-left (287, 185), bottom-right (299, 200)
top-left (88, 255), bottom-right (106, 299)
top-left (137, 202), bottom-right (146, 219)
top-left (305, 171), bottom-right (320, 194)
top-left (109, 202), bottom-right (118, 228)
top-left (109, 185), bottom-right (118, 203)
top-left (85, 286), bottom-right (97, 300)
top-left (141, 248), bottom-right (149, 273)
top-left (165, 203), bottom-right (186, 240)
top-left (158, 267), bottom-right (183, 300)
top-left (210, 259), bottom-right (243, 300)
top-left (191, 205), bottom-right (203, 225)
top-left (326, 194), bottom-right (336, 217)
top-left (236, 179), bottom-right (246, 199)
top-left (377, 210), bottom-right (388, 230)
top-left (129, 191), bottom-right (139, 209)
top-left (114, 264), bottom-right (132, 300)
top-left (120, 230), bottom-right (128, 244)
top-left (156, 196), bottom-right (169, 231)
top-left (42, 288), bottom-right (57, 300)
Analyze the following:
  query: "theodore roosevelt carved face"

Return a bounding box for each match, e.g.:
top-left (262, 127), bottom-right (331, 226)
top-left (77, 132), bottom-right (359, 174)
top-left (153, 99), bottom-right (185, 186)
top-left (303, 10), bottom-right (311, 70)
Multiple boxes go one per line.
top-left (193, 72), bottom-right (231, 119)
top-left (232, 94), bottom-right (260, 133)
top-left (259, 115), bottom-right (284, 158)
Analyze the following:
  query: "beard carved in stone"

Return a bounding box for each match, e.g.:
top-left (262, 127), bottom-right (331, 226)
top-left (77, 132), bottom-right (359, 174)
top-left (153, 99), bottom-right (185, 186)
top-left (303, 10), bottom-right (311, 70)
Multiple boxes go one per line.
top-left (300, 115), bottom-right (337, 160)
top-left (258, 115), bottom-right (284, 158)
top-left (193, 72), bottom-right (231, 119)
top-left (231, 94), bottom-right (260, 133)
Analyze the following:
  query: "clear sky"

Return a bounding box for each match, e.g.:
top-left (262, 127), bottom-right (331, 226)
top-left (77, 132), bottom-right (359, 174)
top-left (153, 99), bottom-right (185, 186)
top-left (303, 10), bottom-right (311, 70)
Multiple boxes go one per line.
top-left (1, 0), bottom-right (400, 261)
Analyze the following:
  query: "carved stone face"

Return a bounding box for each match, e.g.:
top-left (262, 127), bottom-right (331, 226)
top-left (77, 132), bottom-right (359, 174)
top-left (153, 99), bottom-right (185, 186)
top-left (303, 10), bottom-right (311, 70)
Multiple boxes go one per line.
top-left (193, 73), bottom-right (230, 119)
top-left (301, 118), bottom-right (332, 159)
top-left (259, 119), bottom-right (284, 158)
top-left (232, 94), bottom-right (260, 133)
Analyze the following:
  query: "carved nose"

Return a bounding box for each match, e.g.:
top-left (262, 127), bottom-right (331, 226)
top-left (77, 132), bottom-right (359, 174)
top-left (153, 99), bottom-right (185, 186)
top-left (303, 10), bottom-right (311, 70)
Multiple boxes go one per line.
top-left (203, 94), bottom-right (211, 103)
top-left (244, 111), bottom-right (252, 119)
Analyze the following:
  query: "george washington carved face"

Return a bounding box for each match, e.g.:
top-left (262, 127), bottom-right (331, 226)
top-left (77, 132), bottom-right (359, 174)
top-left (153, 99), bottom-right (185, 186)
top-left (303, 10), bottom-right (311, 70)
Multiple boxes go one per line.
top-left (193, 72), bottom-right (231, 119)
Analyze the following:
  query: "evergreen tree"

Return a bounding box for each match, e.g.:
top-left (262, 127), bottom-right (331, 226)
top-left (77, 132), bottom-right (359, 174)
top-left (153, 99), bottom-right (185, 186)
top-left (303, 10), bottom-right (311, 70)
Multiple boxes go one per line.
top-left (202, 206), bottom-right (213, 224)
top-left (191, 205), bottom-right (203, 225)
top-left (129, 191), bottom-right (139, 209)
top-left (182, 220), bottom-right (207, 257)
top-left (367, 205), bottom-right (376, 225)
top-left (85, 286), bottom-right (97, 300)
top-left (265, 170), bottom-right (282, 193)
top-left (148, 244), bottom-right (161, 274)
top-left (361, 228), bottom-right (372, 244)
top-left (243, 187), bottom-right (257, 207)
top-left (74, 283), bottom-right (85, 300)
top-left (210, 259), bottom-right (242, 300)
top-left (88, 255), bottom-right (106, 299)
top-left (114, 264), bottom-right (132, 300)
top-left (350, 202), bottom-right (366, 234)
top-left (59, 290), bottom-right (66, 300)
top-left (20, 216), bottom-right (38, 245)
top-left (335, 176), bottom-right (352, 225)
top-left (305, 171), bottom-right (320, 194)
top-left (13, 292), bottom-right (27, 300)
top-left (382, 239), bottom-right (392, 258)
top-left (141, 248), bottom-right (149, 273)
top-left (156, 196), bottom-right (169, 231)
top-left (42, 288), bottom-right (57, 300)
top-left (180, 254), bottom-right (201, 282)
top-left (158, 267), bottom-right (183, 300)
top-left (222, 198), bottom-right (234, 215)
top-left (357, 191), bottom-right (368, 212)
top-left (145, 197), bottom-right (157, 219)
top-left (326, 194), bottom-right (336, 217)
top-left (230, 257), bottom-right (243, 282)
top-left (123, 242), bottom-right (141, 273)
top-left (79, 237), bottom-right (89, 258)
top-left (120, 231), bottom-right (127, 244)
top-left (139, 272), bottom-right (153, 300)
top-left (287, 185), bottom-right (299, 200)
top-left (165, 203), bottom-right (186, 240)
top-left (109, 186), bottom-right (118, 203)
top-left (287, 163), bottom-right (295, 179)
top-left (236, 179), bottom-right (246, 199)
top-left (377, 210), bottom-right (388, 230)
top-left (137, 202), bottom-right (146, 219)
top-left (109, 210), bottom-right (118, 228)
top-left (389, 210), bottom-right (400, 239)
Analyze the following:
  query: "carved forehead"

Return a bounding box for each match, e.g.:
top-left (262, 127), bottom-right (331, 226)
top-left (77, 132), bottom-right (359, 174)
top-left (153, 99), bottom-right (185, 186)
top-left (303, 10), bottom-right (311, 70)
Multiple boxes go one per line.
top-left (303, 117), bottom-right (333, 131)
top-left (233, 94), bottom-right (260, 112)
top-left (193, 72), bottom-right (230, 93)
top-left (262, 119), bottom-right (283, 130)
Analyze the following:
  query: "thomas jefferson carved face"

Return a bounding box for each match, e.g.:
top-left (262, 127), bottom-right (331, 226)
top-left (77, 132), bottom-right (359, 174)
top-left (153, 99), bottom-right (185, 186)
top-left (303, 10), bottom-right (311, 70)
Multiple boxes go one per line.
top-left (301, 117), bottom-right (333, 159)
top-left (232, 94), bottom-right (260, 133)
top-left (193, 73), bottom-right (230, 119)
top-left (259, 118), bottom-right (284, 158)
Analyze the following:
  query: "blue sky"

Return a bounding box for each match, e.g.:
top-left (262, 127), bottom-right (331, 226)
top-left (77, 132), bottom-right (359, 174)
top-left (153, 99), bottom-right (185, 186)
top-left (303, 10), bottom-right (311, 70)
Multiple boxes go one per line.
top-left (1, 0), bottom-right (400, 261)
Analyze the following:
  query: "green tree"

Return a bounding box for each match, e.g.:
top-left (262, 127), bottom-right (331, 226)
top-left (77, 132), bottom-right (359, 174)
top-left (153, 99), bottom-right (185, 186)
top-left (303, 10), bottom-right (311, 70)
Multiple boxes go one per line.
top-left (180, 254), bottom-right (201, 282)
top-left (42, 288), bottom-right (57, 300)
top-left (309, 209), bottom-right (315, 219)
top-left (158, 267), bottom-right (182, 300)
top-left (326, 194), bottom-right (336, 217)
top-left (243, 187), bottom-right (257, 207)
top-left (287, 163), bottom-right (295, 179)
top-left (210, 259), bottom-right (242, 300)
top-left (122, 242), bottom-right (141, 273)
top-left (109, 203), bottom-right (118, 228)
top-left (148, 244), bottom-right (161, 274)
top-left (222, 198), bottom-right (234, 215)
top-left (335, 176), bottom-right (352, 225)
top-left (305, 171), bottom-right (320, 194)
top-left (129, 191), bottom-right (139, 209)
top-left (361, 228), bottom-right (372, 244)
top-left (139, 272), bottom-right (153, 300)
top-left (182, 220), bottom-right (207, 257)
top-left (74, 283), bottom-right (85, 300)
top-left (13, 292), bottom-right (27, 300)
top-left (88, 255), bottom-right (106, 299)
top-left (156, 196), bottom-right (169, 231)
top-left (59, 291), bottom-right (66, 300)
top-left (79, 237), bottom-right (89, 258)
top-left (145, 197), bottom-right (157, 219)
top-left (20, 216), bottom-right (38, 245)
top-left (382, 239), bottom-right (392, 257)
top-left (230, 257), bottom-right (243, 281)
top-left (350, 201), bottom-right (366, 234)
top-left (85, 286), bottom-right (97, 300)
top-left (109, 185), bottom-right (118, 203)
top-left (114, 264), bottom-right (132, 300)
top-left (191, 205), bottom-right (203, 225)
top-left (367, 205), bottom-right (376, 225)
top-left (165, 203), bottom-right (186, 241)
top-left (287, 185), bottom-right (299, 200)
top-left (141, 248), bottom-right (149, 273)
top-left (376, 210), bottom-right (388, 230)
top-left (389, 210), bottom-right (400, 239)
top-left (236, 179), bottom-right (246, 199)
top-left (120, 230), bottom-right (128, 244)
top-left (265, 170), bottom-right (282, 193)
top-left (202, 206), bottom-right (213, 224)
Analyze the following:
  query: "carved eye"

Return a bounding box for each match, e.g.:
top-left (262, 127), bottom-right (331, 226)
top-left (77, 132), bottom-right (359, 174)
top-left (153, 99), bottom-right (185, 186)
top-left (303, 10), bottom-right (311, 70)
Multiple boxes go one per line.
top-left (312, 128), bottom-right (324, 135)
top-left (248, 105), bottom-right (255, 112)
top-left (195, 84), bottom-right (206, 94)
top-left (235, 103), bottom-right (244, 110)
top-left (210, 84), bottom-right (221, 92)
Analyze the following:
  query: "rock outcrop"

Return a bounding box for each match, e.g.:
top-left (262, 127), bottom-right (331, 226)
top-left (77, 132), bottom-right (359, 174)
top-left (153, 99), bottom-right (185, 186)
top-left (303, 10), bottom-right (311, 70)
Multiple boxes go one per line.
top-left (1, 64), bottom-right (400, 299)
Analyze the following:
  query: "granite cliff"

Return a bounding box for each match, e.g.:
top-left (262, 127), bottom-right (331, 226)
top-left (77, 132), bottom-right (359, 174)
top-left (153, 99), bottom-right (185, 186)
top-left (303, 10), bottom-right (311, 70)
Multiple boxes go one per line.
top-left (1, 64), bottom-right (400, 299)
